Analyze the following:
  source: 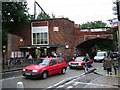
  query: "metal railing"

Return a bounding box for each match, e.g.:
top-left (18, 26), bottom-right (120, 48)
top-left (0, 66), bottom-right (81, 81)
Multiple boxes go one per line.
top-left (2, 58), bottom-right (38, 73)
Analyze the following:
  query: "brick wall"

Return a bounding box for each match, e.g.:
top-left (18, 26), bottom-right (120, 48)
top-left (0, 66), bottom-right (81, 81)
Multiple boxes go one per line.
top-left (7, 33), bottom-right (24, 59)
top-left (48, 18), bottom-right (75, 57)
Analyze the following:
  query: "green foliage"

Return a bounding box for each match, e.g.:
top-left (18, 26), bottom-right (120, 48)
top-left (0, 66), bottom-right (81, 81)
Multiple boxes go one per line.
top-left (96, 40), bottom-right (117, 51)
top-left (2, 2), bottom-right (30, 45)
top-left (37, 11), bottom-right (50, 19)
top-left (79, 21), bottom-right (108, 29)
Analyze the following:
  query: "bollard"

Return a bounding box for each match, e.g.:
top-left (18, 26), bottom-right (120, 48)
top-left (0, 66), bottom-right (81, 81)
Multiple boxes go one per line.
top-left (17, 81), bottom-right (24, 90)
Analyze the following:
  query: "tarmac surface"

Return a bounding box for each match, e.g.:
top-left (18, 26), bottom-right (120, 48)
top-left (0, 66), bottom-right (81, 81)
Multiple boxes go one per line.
top-left (45, 67), bottom-right (120, 89)
top-left (1, 62), bottom-right (120, 89)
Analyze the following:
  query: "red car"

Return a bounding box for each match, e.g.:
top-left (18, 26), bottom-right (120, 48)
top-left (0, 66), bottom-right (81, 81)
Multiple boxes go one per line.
top-left (68, 56), bottom-right (93, 69)
top-left (22, 57), bottom-right (67, 79)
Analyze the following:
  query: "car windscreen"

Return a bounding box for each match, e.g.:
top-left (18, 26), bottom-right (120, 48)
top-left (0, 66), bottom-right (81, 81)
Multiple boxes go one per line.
top-left (75, 57), bottom-right (85, 61)
top-left (34, 58), bottom-right (49, 65)
top-left (97, 53), bottom-right (105, 56)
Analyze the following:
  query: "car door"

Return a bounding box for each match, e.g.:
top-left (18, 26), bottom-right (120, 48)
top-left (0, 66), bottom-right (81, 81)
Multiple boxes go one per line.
top-left (57, 58), bottom-right (64, 73)
top-left (48, 59), bottom-right (58, 75)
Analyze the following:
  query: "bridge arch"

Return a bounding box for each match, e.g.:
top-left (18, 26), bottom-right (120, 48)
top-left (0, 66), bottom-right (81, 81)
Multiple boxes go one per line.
top-left (76, 37), bottom-right (117, 58)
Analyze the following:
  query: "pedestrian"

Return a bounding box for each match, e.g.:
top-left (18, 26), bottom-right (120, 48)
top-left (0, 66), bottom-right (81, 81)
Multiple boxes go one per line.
top-left (113, 61), bottom-right (119, 75)
top-left (104, 55), bottom-right (113, 75)
top-left (52, 51), bottom-right (57, 57)
top-left (83, 53), bottom-right (90, 73)
top-left (28, 54), bottom-right (33, 63)
top-left (59, 52), bottom-right (63, 58)
top-left (66, 53), bottom-right (71, 63)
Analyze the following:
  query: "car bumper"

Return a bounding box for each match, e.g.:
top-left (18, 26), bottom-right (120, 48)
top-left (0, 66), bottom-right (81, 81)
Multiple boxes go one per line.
top-left (69, 65), bottom-right (83, 68)
top-left (22, 71), bottom-right (42, 78)
top-left (94, 59), bottom-right (104, 62)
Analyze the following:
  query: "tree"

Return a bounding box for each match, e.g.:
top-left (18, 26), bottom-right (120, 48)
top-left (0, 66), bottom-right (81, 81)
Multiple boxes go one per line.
top-left (79, 21), bottom-right (108, 29)
top-left (37, 11), bottom-right (50, 19)
top-left (2, 2), bottom-right (30, 45)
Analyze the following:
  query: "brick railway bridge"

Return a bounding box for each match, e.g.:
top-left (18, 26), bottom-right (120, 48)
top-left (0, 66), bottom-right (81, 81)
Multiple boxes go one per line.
top-left (74, 28), bottom-right (116, 58)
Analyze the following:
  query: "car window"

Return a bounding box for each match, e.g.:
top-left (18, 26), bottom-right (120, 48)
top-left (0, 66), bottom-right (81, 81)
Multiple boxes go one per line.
top-left (34, 58), bottom-right (49, 65)
top-left (75, 56), bottom-right (85, 61)
top-left (49, 59), bottom-right (57, 66)
top-left (58, 58), bottom-right (63, 64)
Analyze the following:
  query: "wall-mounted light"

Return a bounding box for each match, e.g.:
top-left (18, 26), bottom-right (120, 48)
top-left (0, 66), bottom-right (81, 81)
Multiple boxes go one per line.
top-left (20, 38), bottom-right (23, 42)
top-left (65, 45), bottom-right (69, 49)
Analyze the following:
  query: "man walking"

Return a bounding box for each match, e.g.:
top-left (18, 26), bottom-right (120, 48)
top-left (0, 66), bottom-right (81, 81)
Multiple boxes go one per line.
top-left (104, 55), bottom-right (113, 75)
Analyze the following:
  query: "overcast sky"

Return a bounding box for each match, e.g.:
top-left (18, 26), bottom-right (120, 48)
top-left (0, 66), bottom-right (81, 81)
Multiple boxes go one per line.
top-left (26, 0), bottom-right (116, 24)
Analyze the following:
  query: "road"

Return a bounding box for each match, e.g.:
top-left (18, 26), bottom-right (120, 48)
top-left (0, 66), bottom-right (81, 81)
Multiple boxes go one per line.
top-left (1, 62), bottom-right (104, 89)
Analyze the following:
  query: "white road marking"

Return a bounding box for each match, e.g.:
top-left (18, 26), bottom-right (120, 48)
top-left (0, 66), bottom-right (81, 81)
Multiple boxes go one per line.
top-left (74, 81), bottom-right (115, 87)
top-left (47, 86), bottom-right (53, 88)
top-left (0, 76), bottom-right (23, 82)
top-left (73, 81), bottom-right (80, 86)
top-left (56, 85), bottom-right (65, 88)
top-left (48, 72), bottom-right (85, 88)
top-left (53, 79), bottom-right (65, 87)
top-left (67, 86), bottom-right (73, 88)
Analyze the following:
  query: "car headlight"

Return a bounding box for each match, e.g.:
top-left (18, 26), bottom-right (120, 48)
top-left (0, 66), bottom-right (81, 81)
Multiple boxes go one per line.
top-left (68, 62), bottom-right (71, 65)
top-left (23, 69), bottom-right (26, 71)
top-left (32, 70), bottom-right (38, 72)
top-left (79, 63), bottom-right (81, 66)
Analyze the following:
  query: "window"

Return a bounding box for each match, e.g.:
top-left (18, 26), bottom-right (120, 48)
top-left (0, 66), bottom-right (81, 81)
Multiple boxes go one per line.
top-left (58, 58), bottom-right (63, 64)
top-left (32, 32), bottom-right (48, 45)
top-left (50, 59), bottom-right (57, 66)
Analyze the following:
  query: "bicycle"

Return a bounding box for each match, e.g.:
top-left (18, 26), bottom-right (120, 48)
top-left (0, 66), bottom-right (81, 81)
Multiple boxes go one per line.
top-left (83, 61), bottom-right (89, 74)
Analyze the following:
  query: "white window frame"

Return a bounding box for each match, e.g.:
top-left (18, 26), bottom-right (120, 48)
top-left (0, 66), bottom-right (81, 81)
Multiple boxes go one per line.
top-left (31, 26), bottom-right (49, 45)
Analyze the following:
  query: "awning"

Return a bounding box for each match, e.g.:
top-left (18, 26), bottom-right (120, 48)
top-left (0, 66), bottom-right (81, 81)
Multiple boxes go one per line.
top-left (19, 44), bottom-right (65, 49)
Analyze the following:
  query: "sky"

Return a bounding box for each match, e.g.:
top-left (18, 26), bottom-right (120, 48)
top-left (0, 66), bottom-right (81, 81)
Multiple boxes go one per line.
top-left (26, 0), bottom-right (116, 25)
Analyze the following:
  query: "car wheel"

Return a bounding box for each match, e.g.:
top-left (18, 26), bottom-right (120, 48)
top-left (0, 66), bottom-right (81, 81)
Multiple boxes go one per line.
top-left (61, 68), bottom-right (66, 74)
top-left (69, 66), bottom-right (72, 69)
top-left (42, 71), bottom-right (48, 79)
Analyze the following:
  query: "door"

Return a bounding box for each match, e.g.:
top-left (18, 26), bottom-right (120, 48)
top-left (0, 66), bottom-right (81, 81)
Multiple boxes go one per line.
top-left (48, 59), bottom-right (58, 75)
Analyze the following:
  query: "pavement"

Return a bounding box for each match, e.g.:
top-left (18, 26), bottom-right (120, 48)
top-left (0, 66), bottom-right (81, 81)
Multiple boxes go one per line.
top-left (46, 67), bottom-right (120, 89)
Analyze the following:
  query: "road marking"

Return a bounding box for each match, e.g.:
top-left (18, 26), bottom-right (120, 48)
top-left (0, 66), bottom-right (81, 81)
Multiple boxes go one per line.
top-left (47, 86), bottom-right (53, 88)
top-left (67, 86), bottom-right (73, 88)
top-left (0, 76), bottom-right (23, 82)
top-left (73, 81), bottom-right (115, 87)
top-left (48, 73), bottom-right (85, 88)
top-left (56, 85), bottom-right (65, 88)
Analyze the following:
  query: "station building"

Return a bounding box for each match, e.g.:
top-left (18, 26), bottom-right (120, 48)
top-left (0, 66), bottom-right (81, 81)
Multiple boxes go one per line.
top-left (6, 18), bottom-right (77, 60)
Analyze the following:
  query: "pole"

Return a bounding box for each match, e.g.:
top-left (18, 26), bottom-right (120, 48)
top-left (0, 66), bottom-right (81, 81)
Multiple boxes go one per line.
top-left (117, 0), bottom-right (120, 90)
top-left (34, 0), bottom-right (36, 19)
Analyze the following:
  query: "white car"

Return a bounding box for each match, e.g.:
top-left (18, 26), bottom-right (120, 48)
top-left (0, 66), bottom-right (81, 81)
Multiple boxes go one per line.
top-left (94, 51), bottom-right (108, 62)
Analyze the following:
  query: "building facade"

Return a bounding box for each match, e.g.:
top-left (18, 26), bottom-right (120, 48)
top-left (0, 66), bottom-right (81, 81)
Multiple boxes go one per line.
top-left (5, 18), bottom-right (115, 61)
top-left (7, 18), bottom-right (76, 60)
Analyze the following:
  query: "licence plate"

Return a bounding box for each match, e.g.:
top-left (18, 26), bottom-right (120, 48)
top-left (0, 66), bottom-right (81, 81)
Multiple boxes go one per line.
top-left (71, 65), bottom-right (77, 66)
top-left (25, 72), bottom-right (31, 75)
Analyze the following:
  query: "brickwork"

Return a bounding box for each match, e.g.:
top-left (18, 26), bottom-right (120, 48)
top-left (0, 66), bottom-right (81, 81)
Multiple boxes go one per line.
top-left (7, 34), bottom-right (24, 59)
top-left (48, 18), bottom-right (75, 56)
top-left (11, 23), bottom-right (31, 46)
top-left (74, 29), bottom-right (114, 47)
top-left (6, 18), bottom-right (115, 59)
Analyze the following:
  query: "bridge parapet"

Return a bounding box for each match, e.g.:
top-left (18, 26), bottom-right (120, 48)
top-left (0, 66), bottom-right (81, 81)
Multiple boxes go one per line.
top-left (84, 34), bottom-right (113, 41)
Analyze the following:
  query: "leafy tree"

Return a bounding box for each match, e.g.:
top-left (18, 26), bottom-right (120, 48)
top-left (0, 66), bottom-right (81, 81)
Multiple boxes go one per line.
top-left (2, 2), bottom-right (30, 45)
top-left (79, 21), bottom-right (108, 29)
top-left (37, 11), bottom-right (50, 19)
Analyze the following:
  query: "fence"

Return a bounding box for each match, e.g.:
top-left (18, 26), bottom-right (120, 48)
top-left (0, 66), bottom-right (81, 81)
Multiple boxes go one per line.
top-left (2, 58), bottom-right (38, 73)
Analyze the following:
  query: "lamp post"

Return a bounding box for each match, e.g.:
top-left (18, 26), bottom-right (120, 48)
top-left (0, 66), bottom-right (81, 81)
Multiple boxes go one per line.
top-left (117, 0), bottom-right (120, 88)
